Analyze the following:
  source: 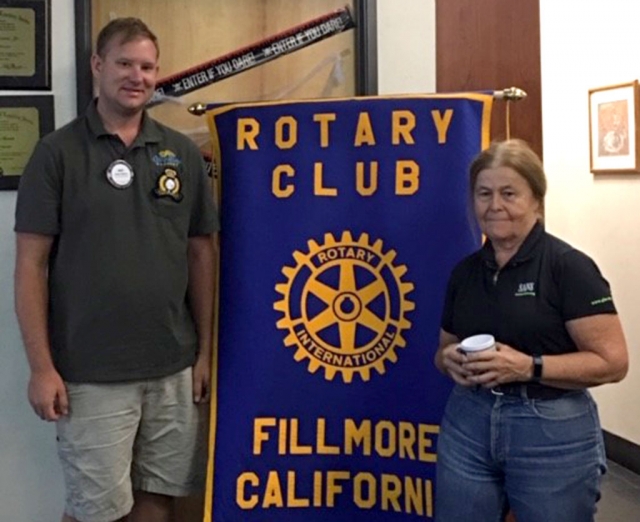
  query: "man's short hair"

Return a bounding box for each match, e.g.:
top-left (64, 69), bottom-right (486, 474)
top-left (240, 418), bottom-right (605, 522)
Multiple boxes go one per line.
top-left (95, 17), bottom-right (159, 58)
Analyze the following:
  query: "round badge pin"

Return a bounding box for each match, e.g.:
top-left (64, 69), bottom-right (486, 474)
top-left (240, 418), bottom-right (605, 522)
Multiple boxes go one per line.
top-left (106, 159), bottom-right (135, 189)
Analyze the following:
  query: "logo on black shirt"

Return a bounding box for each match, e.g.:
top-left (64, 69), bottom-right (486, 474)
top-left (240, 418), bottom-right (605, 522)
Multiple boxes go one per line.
top-left (515, 282), bottom-right (536, 297)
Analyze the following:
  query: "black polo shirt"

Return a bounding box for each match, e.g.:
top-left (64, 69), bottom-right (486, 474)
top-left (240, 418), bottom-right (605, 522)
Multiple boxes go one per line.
top-left (441, 222), bottom-right (617, 356)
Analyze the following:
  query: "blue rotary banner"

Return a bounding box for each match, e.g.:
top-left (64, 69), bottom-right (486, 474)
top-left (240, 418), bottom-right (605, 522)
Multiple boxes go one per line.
top-left (205, 93), bottom-right (492, 521)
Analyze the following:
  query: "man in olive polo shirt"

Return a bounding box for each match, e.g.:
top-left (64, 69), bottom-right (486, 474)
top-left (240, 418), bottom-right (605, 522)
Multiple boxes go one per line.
top-left (14, 17), bottom-right (217, 522)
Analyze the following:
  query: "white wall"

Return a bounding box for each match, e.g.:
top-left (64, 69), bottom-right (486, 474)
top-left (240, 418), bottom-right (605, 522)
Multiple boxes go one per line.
top-left (540, 0), bottom-right (640, 444)
top-left (0, 0), bottom-right (75, 519)
top-left (0, 0), bottom-right (435, 518)
top-left (377, 0), bottom-right (436, 94)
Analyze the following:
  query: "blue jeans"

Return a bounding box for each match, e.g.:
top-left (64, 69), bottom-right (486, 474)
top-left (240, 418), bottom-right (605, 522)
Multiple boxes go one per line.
top-left (435, 385), bottom-right (607, 522)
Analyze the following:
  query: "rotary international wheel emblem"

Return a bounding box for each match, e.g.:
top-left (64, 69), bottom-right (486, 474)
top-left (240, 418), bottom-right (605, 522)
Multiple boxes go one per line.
top-left (274, 231), bottom-right (415, 383)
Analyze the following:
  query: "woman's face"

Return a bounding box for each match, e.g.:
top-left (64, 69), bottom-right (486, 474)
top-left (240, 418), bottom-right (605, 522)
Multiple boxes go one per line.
top-left (473, 166), bottom-right (541, 245)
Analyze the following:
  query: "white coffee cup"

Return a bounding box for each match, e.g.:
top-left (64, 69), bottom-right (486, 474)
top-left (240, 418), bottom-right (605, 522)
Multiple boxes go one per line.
top-left (458, 334), bottom-right (496, 354)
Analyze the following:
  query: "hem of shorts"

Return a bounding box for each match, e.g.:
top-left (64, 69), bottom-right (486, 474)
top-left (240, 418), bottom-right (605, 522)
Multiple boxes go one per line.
top-left (65, 498), bottom-right (133, 522)
top-left (133, 477), bottom-right (204, 498)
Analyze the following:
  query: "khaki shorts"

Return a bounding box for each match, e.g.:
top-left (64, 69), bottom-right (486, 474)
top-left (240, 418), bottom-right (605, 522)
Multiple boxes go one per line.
top-left (56, 367), bottom-right (208, 522)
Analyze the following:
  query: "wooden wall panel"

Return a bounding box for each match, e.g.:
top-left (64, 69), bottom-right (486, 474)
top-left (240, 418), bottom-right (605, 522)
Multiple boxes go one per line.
top-left (436, 0), bottom-right (542, 158)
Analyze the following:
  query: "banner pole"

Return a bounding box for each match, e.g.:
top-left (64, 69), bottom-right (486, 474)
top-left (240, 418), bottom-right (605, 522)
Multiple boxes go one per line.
top-left (186, 86), bottom-right (527, 117)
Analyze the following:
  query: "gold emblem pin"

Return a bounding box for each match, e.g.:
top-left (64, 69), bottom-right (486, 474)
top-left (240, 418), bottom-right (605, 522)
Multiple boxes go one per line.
top-left (154, 168), bottom-right (183, 201)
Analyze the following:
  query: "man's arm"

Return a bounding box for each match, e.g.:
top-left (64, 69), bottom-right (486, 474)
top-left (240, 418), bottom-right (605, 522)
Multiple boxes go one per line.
top-left (14, 232), bottom-right (68, 421)
top-left (187, 233), bottom-right (217, 403)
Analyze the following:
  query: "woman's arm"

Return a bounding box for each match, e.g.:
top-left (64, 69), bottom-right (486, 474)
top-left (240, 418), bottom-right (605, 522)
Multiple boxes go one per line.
top-left (463, 314), bottom-right (628, 389)
top-left (540, 314), bottom-right (628, 388)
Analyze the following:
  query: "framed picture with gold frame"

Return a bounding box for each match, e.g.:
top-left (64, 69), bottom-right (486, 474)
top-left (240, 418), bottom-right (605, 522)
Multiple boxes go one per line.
top-left (74, 0), bottom-right (377, 154)
top-left (589, 81), bottom-right (640, 174)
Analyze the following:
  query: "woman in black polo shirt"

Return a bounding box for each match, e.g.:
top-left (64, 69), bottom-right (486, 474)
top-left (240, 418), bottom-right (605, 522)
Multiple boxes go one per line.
top-left (433, 139), bottom-right (628, 522)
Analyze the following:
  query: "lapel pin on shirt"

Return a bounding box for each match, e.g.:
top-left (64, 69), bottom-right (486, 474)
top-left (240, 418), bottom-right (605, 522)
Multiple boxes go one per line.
top-left (106, 159), bottom-right (135, 189)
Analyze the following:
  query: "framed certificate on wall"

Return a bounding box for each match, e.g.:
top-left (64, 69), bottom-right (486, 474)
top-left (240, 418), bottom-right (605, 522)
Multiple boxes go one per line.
top-left (0, 95), bottom-right (54, 190)
top-left (0, 0), bottom-right (51, 90)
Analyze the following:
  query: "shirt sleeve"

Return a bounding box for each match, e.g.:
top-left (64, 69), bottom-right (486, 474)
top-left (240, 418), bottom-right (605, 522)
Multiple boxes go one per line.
top-left (558, 249), bottom-right (617, 320)
top-left (14, 140), bottom-right (62, 235)
top-left (186, 144), bottom-right (219, 237)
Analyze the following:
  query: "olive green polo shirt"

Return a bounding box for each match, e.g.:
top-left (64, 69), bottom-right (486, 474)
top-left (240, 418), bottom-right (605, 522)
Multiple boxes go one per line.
top-left (15, 101), bottom-right (219, 382)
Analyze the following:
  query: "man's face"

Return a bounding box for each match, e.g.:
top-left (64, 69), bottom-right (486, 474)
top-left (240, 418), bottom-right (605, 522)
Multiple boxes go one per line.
top-left (91, 35), bottom-right (159, 116)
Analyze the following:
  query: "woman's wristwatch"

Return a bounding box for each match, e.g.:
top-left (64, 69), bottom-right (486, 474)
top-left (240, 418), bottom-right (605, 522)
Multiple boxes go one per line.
top-left (531, 355), bottom-right (543, 383)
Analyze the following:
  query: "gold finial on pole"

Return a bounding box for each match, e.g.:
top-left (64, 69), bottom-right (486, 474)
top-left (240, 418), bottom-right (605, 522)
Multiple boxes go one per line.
top-left (493, 86), bottom-right (527, 101)
top-left (492, 87), bottom-right (527, 139)
top-left (188, 102), bottom-right (207, 116)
